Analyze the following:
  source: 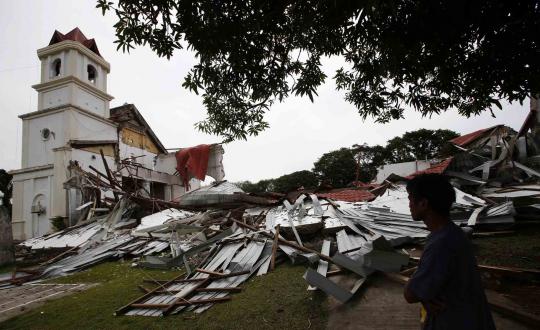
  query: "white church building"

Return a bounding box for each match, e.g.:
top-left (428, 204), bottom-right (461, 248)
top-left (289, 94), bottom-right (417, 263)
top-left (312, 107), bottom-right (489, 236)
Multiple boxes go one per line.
top-left (9, 28), bottom-right (220, 240)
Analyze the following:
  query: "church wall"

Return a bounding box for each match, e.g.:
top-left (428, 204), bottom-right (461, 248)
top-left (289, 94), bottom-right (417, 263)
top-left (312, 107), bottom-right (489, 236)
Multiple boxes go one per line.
top-left (155, 153), bottom-right (177, 175)
top-left (10, 166), bottom-right (54, 241)
top-left (67, 108), bottom-right (117, 142)
top-left (40, 85), bottom-right (70, 110)
top-left (73, 86), bottom-right (107, 116)
top-left (11, 181), bottom-right (24, 240)
top-left (41, 50), bottom-right (67, 83)
top-left (23, 111), bottom-right (67, 168)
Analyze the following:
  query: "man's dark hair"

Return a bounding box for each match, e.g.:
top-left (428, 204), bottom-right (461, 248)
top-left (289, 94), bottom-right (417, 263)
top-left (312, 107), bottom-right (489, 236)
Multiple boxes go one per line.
top-left (406, 173), bottom-right (456, 216)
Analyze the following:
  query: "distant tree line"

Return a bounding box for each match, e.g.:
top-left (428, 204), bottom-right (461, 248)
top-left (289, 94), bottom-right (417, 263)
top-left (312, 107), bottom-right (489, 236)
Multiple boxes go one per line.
top-left (236, 129), bottom-right (459, 193)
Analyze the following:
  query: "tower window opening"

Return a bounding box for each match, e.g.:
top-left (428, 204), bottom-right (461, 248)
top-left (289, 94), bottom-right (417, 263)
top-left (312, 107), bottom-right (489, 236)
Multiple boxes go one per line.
top-left (52, 59), bottom-right (61, 77)
top-left (87, 65), bottom-right (97, 84)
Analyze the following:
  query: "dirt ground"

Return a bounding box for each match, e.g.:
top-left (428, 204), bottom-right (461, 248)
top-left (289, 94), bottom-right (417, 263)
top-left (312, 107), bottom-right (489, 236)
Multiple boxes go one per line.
top-left (405, 228), bottom-right (540, 318)
top-left (326, 274), bottom-right (535, 330)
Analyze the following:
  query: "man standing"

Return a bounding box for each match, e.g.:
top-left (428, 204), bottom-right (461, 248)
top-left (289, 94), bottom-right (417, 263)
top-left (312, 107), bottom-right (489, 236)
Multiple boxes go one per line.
top-left (404, 174), bottom-right (495, 329)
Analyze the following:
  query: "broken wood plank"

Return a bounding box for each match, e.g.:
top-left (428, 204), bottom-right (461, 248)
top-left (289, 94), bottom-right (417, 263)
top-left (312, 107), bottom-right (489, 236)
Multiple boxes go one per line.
top-left (99, 149), bottom-right (119, 202)
top-left (400, 266), bottom-right (417, 277)
top-left (162, 278), bottom-right (211, 315)
top-left (409, 256), bottom-right (540, 276)
top-left (142, 278), bottom-right (205, 285)
top-left (131, 297), bottom-right (231, 309)
top-left (115, 271), bottom-right (187, 315)
top-left (195, 269), bottom-right (250, 279)
top-left (138, 285), bottom-right (151, 293)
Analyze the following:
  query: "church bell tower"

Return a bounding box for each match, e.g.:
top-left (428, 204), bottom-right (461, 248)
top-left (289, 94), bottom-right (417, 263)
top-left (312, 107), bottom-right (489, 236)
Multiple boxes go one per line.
top-left (32, 27), bottom-right (113, 117)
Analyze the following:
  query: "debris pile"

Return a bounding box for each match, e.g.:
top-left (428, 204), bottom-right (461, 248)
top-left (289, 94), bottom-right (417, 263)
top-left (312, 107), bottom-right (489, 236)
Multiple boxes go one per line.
top-left (2, 121), bottom-right (539, 320)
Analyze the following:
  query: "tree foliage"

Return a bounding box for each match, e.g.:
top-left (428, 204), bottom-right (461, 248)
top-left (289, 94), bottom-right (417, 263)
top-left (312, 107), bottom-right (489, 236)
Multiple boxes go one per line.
top-left (312, 148), bottom-right (357, 188)
top-left (237, 171), bottom-right (318, 193)
top-left (272, 170), bottom-right (318, 193)
top-left (351, 129), bottom-right (458, 181)
top-left (238, 128), bottom-right (458, 190)
top-left (384, 129), bottom-right (459, 163)
top-left (351, 144), bottom-right (390, 182)
top-left (98, 0), bottom-right (539, 142)
top-left (236, 179), bottom-right (273, 194)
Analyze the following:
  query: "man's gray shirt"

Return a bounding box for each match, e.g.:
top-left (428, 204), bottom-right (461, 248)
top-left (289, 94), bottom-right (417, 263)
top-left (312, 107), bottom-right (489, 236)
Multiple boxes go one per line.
top-left (408, 222), bottom-right (495, 330)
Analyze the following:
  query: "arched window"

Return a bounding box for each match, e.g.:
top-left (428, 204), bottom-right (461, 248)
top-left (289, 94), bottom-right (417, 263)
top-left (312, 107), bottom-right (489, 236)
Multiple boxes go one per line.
top-left (51, 59), bottom-right (61, 77)
top-left (87, 65), bottom-right (97, 84)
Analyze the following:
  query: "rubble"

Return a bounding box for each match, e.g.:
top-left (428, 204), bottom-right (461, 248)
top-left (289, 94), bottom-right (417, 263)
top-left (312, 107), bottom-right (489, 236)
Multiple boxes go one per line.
top-left (1, 118), bottom-right (539, 323)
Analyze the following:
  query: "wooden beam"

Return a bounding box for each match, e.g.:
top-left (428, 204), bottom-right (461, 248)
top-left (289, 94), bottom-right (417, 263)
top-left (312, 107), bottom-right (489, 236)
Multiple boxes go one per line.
top-left (400, 266), bottom-right (417, 276)
top-left (410, 256), bottom-right (540, 276)
top-left (115, 271), bottom-right (186, 315)
top-left (99, 149), bottom-right (119, 202)
top-left (162, 278), bottom-right (211, 315)
top-left (195, 269), bottom-right (250, 279)
top-left (142, 278), bottom-right (205, 285)
top-left (131, 297), bottom-right (231, 309)
top-left (194, 268), bottom-right (225, 277)
top-left (138, 285), bottom-right (151, 293)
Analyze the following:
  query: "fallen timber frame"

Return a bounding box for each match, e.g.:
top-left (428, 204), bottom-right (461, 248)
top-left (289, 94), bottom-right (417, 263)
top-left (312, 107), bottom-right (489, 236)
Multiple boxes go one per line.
top-left (130, 297), bottom-right (231, 309)
top-left (115, 271), bottom-right (187, 315)
top-left (139, 286), bottom-right (242, 294)
top-left (116, 270), bottom-right (250, 316)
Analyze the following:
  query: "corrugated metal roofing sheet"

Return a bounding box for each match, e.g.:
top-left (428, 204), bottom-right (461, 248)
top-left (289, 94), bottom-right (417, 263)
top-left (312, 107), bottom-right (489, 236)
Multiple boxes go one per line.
top-left (449, 126), bottom-right (496, 147)
top-left (406, 157), bottom-right (453, 178)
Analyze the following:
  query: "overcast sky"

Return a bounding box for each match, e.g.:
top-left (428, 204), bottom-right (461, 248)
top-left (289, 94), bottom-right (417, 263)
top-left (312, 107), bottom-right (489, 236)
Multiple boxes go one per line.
top-left (0, 1), bottom-right (531, 182)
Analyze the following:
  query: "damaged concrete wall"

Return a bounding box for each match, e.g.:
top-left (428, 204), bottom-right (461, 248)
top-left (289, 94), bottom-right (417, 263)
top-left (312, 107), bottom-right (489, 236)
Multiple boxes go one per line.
top-left (376, 160), bottom-right (432, 183)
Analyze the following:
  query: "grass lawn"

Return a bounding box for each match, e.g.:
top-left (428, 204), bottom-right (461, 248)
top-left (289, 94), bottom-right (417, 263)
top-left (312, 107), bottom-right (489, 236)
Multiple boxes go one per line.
top-left (0, 260), bottom-right (328, 330)
top-left (473, 225), bottom-right (540, 269)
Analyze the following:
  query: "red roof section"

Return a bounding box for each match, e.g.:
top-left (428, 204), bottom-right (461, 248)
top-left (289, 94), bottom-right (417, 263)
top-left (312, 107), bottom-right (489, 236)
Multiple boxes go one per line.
top-left (49, 28), bottom-right (102, 57)
top-left (449, 126), bottom-right (499, 147)
top-left (317, 189), bottom-right (375, 202)
top-left (406, 157), bottom-right (453, 178)
top-left (350, 181), bottom-right (380, 189)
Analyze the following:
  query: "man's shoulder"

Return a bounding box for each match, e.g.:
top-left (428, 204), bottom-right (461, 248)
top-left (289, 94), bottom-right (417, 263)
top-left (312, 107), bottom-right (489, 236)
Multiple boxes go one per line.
top-left (427, 223), bottom-right (467, 250)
